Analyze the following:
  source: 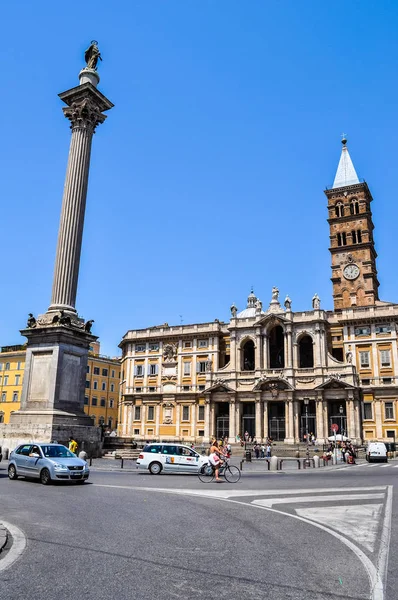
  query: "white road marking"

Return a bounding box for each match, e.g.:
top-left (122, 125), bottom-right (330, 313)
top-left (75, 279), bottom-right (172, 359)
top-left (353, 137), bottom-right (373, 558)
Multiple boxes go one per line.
top-left (380, 464), bottom-right (391, 468)
top-left (93, 483), bottom-right (386, 499)
top-left (377, 486), bottom-right (393, 599)
top-left (252, 493), bottom-right (384, 507)
top-left (0, 521), bottom-right (27, 572)
top-left (295, 504), bottom-right (382, 552)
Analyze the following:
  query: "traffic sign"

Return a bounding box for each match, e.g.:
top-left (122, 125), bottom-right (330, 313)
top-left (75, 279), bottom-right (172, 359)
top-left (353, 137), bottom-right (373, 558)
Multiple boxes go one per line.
top-left (331, 423), bottom-right (339, 433)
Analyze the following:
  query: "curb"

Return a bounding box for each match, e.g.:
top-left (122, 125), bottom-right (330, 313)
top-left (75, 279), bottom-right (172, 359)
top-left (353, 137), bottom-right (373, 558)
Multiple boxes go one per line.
top-left (0, 524), bottom-right (8, 554)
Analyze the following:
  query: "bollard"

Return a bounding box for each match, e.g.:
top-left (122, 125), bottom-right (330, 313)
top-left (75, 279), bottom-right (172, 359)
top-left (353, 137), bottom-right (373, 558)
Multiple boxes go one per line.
top-left (2, 448), bottom-right (9, 460)
top-left (89, 456), bottom-right (93, 466)
top-left (269, 456), bottom-right (278, 471)
top-left (240, 460), bottom-right (244, 470)
top-left (313, 455), bottom-right (320, 468)
top-left (332, 455), bottom-right (337, 465)
top-left (121, 457), bottom-right (124, 469)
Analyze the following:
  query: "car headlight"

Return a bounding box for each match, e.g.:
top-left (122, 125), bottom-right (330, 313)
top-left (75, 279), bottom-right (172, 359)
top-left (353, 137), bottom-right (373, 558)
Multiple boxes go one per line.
top-left (53, 463), bottom-right (69, 471)
top-left (83, 463), bottom-right (89, 471)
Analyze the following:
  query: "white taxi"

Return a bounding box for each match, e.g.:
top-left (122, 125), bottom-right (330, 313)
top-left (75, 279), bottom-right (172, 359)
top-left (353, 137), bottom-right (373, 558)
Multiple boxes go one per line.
top-left (136, 443), bottom-right (209, 475)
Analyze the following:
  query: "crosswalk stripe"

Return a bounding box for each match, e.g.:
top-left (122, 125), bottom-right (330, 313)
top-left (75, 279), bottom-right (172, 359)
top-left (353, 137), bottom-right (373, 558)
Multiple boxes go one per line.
top-left (252, 493), bottom-right (384, 507)
top-left (394, 464), bottom-right (398, 468)
top-left (380, 464), bottom-right (391, 468)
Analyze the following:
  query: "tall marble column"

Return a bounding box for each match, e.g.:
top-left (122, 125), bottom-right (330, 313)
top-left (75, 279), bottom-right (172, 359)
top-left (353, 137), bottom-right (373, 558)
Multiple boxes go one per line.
top-left (255, 396), bottom-right (262, 440)
top-left (229, 397), bottom-right (236, 441)
top-left (49, 76), bottom-right (113, 312)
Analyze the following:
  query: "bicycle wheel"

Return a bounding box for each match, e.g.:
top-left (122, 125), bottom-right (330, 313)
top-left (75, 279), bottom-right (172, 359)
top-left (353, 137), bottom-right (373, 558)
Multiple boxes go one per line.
top-left (224, 465), bottom-right (241, 483)
top-left (198, 464), bottom-right (215, 483)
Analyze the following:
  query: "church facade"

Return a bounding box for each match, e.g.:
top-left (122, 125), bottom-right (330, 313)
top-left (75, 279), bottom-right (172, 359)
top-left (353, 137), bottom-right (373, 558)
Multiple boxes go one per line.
top-left (118, 140), bottom-right (398, 445)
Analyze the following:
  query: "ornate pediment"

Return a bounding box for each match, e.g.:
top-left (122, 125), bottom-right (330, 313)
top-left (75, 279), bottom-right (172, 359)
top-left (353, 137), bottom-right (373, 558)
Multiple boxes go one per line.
top-left (253, 375), bottom-right (294, 396)
top-left (315, 375), bottom-right (356, 390)
top-left (254, 313), bottom-right (287, 328)
top-left (202, 378), bottom-right (235, 394)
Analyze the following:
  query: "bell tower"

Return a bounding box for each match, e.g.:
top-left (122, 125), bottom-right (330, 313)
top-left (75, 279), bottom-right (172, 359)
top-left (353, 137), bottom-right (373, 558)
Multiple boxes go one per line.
top-left (325, 137), bottom-right (379, 310)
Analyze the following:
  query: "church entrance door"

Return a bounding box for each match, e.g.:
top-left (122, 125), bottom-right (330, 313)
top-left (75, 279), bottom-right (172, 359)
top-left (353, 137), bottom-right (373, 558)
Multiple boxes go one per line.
top-left (268, 402), bottom-right (285, 441)
top-left (216, 403), bottom-right (229, 440)
top-left (241, 402), bottom-right (255, 439)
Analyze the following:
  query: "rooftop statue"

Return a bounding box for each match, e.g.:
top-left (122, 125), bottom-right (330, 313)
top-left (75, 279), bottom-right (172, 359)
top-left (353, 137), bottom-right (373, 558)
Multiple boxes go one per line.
top-left (85, 41), bottom-right (102, 70)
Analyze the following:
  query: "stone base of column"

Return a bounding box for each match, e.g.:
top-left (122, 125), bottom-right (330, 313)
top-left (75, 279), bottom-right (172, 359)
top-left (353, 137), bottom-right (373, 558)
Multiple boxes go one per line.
top-left (1, 321), bottom-right (102, 454)
top-left (284, 437), bottom-right (295, 444)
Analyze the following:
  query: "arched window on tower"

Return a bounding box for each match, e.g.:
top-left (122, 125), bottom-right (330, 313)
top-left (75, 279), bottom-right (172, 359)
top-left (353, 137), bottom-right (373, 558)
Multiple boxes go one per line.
top-left (242, 340), bottom-right (255, 371)
top-left (335, 202), bottom-right (344, 217)
top-left (357, 230), bottom-right (362, 243)
top-left (337, 232), bottom-right (347, 247)
top-left (352, 230), bottom-right (362, 244)
top-left (298, 335), bottom-right (314, 368)
top-left (350, 198), bottom-right (360, 215)
top-left (269, 326), bottom-right (285, 369)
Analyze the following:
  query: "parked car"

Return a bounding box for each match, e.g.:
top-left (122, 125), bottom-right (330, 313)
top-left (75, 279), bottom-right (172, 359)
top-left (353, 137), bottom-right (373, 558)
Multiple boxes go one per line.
top-left (136, 443), bottom-right (208, 475)
top-left (366, 442), bottom-right (388, 463)
top-left (8, 443), bottom-right (90, 485)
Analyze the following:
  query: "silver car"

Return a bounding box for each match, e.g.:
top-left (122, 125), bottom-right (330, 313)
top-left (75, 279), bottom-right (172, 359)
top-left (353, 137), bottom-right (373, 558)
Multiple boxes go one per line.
top-left (8, 443), bottom-right (90, 485)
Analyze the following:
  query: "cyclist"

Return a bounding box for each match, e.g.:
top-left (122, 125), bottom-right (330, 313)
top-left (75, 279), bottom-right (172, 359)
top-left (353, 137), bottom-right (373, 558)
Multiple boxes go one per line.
top-left (208, 440), bottom-right (224, 482)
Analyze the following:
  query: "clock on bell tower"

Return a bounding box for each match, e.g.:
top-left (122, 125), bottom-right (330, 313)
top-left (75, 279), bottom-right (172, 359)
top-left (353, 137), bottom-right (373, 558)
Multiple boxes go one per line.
top-left (325, 137), bottom-right (379, 311)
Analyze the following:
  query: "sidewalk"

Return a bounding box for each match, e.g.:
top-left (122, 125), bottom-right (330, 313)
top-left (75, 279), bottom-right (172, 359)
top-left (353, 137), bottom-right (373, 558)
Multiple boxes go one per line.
top-left (0, 524), bottom-right (7, 554)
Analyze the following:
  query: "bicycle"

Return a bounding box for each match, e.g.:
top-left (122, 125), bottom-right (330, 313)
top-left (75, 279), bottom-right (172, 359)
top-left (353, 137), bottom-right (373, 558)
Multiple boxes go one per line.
top-left (198, 456), bottom-right (241, 483)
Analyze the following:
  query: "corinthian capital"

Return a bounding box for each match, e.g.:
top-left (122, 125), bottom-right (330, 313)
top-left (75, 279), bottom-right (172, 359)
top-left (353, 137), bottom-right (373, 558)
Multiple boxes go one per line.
top-left (63, 97), bottom-right (106, 132)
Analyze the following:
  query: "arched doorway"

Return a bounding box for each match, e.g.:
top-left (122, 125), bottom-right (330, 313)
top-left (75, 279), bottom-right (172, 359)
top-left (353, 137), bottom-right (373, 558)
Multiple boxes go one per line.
top-left (269, 326), bottom-right (285, 368)
top-left (242, 339), bottom-right (255, 371)
top-left (299, 335), bottom-right (314, 368)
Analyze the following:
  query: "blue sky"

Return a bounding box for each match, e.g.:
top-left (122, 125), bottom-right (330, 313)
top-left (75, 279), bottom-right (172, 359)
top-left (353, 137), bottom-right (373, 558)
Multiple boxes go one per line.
top-left (1, 1), bottom-right (398, 356)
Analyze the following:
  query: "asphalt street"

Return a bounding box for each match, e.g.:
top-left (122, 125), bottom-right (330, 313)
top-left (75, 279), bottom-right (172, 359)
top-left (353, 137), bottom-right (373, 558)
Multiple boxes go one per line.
top-left (0, 460), bottom-right (396, 600)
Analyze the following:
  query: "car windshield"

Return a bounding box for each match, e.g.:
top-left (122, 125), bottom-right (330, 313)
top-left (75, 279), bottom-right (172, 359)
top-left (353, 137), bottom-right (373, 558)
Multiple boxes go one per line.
top-left (40, 445), bottom-right (75, 459)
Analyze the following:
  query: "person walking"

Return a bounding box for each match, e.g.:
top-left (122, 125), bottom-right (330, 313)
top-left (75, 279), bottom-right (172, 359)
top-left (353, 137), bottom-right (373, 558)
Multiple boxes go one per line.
top-left (68, 437), bottom-right (78, 454)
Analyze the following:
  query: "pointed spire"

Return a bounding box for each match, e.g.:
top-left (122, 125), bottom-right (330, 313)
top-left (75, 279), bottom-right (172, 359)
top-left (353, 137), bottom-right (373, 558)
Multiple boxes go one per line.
top-left (332, 135), bottom-right (360, 189)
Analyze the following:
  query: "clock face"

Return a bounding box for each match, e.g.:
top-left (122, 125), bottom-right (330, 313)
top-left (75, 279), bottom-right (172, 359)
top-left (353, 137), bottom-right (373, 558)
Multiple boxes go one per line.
top-left (343, 264), bottom-right (360, 280)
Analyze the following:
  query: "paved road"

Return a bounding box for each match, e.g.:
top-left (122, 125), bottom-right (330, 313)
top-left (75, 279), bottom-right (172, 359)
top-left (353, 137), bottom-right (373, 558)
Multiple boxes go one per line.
top-left (0, 461), bottom-right (396, 600)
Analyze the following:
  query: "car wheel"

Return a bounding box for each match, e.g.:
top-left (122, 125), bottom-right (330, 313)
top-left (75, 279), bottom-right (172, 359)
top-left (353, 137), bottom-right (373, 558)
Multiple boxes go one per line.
top-left (40, 468), bottom-right (52, 485)
top-left (149, 462), bottom-right (162, 475)
top-left (8, 464), bottom-right (18, 480)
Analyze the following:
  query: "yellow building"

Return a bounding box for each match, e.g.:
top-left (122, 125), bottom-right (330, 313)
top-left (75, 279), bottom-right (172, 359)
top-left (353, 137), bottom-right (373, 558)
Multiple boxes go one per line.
top-left (0, 345), bottom-right (26, 424)
top-left (0, 341), bottom-right (121, 431)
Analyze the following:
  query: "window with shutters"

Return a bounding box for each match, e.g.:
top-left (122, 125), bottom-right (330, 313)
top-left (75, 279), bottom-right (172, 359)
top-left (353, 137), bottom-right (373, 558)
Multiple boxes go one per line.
top-left (100, 398), bottom-right (106, 407)
top-left (183, 362), bottom-right (191, 376)
top-left (12, 392), bottom-right (18, 402)
top-left (363, 403), bottom-right (373, 420)
top-left (84, 396), bottom-right (89, 405)
top-left (359, 352), bottom-right (370, 368)
top-left (197, 361), bottom-right (207, 373)
top-left (109, 399), bottom-right (114, 408)
top-left (92, 397), bottom-right (98, 406)
top-left (198, 406), bottom-right (205, 421)
top-left (3, 376), bottom-right (8, 386)
top-left (94, 367), bottom-right (100, 375)
top-left (102, 382), bottom-right (106, 391)
top-left (149, 364), bottom-right (158, 376)
top-left (93, 380), bottom-right (98, 390)
top-left (385, 402), bottom-right (394, 420)
top-left (135, 365), bottom-right (144, 377)
top-left (147, 406), bottom-right (155, 420)
top-left (85, 380), bottom-right (90, 388)
top-left (380, 350), bottom-right (391, 367)
top-left (182, 406), bottom-right (190, 421)
top-left (110, 383), bottom-right (114, 392)
top-left (134, 406), bottom-right (141, 420)
top-left (102, 368), bottom-right (108, 377)
top-left (111, 370), bottom-right (115, 378)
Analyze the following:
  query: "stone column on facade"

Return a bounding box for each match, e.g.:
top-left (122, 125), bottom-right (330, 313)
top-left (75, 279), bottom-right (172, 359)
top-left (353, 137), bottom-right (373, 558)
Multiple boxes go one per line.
top-left (346, 395), bottom-right (355, 440)
top-left (293, 400), bottom-right (300, 442)
top-left (375, 399), bottom-right (383, 438)
top-left (127, 404), bottom-right (133, 436)
top-left (288, 398), bottom-right (294, 441)
top-left (175, 403), bottom-right (181, 439)
top-left (286, 330), bottom-right (293, 369)
top-left (255, 394), bottom-right (262, 440)
top-left (315, 328), bottom-right (322, 367)
top-left (204, 399), bottom-right (210, 440)
top-left (263, 400), bottom-right (268, 440)
top-left (255, 328), bottom-right (262, 371)
top-left (323, 400), bottom-right (329, 438)
top-left (155, 404), bottom-right (160, 438)
top-left (122, 403), bottom-right (128, 436)
top-left (49, 80), bottom-right (113, 313)
top-left (293, 343), bottom-right (298, 369)
top-left (213, 336), bottom-right (219, 371)
top-left (230, 332), bottom-right (237, 372)
top-left (263, 335), bottom-right (269, 370)
top-left (140, 404), bottom-right (146, 438)
top-left (229, 397), bottom-right (236, 441)
top-left (210, 402), bottom-right (216, 438)
top-left (353, 398), bottom-right (361, 440)
top-left (315, 396), bottom-right (324, 440)
top-left (191, 401), bottom-right (197, 440)
top-left (235, 401), bottom-right (241, 438)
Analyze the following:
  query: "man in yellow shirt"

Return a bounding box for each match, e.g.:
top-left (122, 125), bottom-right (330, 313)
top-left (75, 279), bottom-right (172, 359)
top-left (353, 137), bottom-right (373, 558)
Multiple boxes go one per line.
top-left (69, 437), bottom-right (78, 454)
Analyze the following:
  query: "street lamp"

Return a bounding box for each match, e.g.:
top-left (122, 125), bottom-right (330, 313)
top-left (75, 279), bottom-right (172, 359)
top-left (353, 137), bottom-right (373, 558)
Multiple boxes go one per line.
top-left (304, 398), bottom-right (310, 466)
top-left (339, 404), bottom-right (344, 438)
